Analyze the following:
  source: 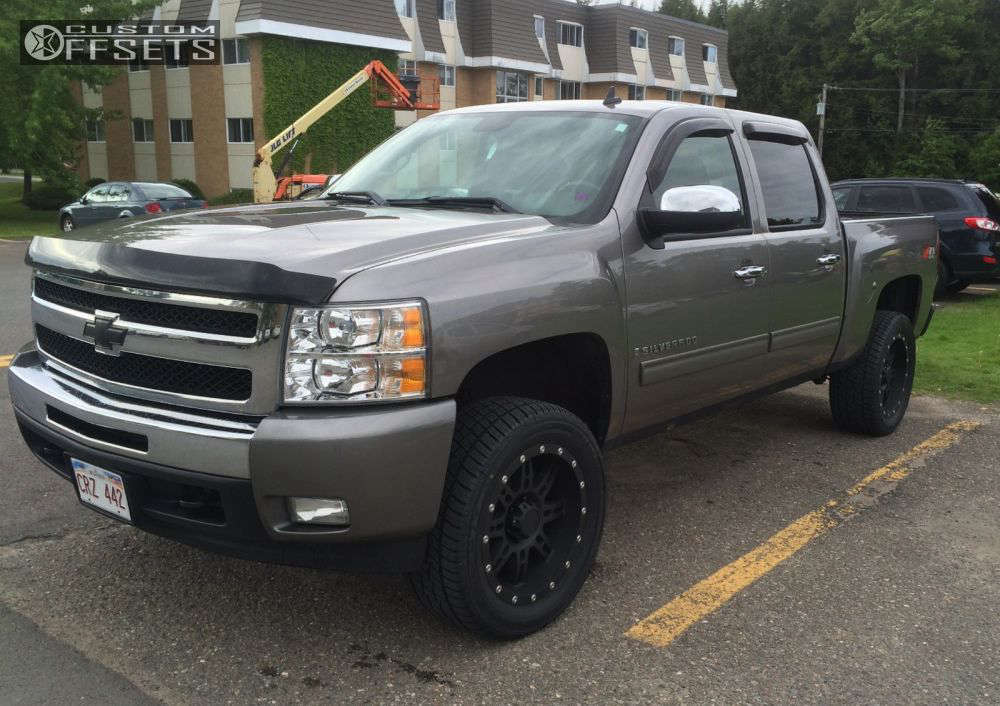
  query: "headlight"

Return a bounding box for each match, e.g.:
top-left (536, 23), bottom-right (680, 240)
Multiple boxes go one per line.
top-left (284, 301), bottom-right (427, 403)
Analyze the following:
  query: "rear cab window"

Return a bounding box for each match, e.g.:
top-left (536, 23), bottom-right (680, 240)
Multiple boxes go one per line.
top-left (747, 139), bottom-right (822, 229)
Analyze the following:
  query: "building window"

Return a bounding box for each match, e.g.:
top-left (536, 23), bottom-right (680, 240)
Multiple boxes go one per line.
top-left (227, 118), bottom-right (254, 143)
top-left (85, 117), bottom-right (105, 142)
top-left (703, 44), bottom-right (718, 63)
top-left (628, 85), bottom-right (645, 100)
top-left (629, 28), bottom-right (648, 49)
top-left (534, 16), bottom-right (545, 39)
top-left (534, 76), bottom-right (544, 97)
top-left (395, 0), bottom-right (414, 18)
top-left (131, 118), bottom-right (154, 142)
top-left (700, 94), bottom-right (714, 106)
top-left (496, 70), bottom-right (529, 103)
top-left (667, 89), bottom-right (682, 101)
top-left (438, 0), bottom-right (455, 20)
top-left (558, 21), bottom-right (583, 47)
top-left (164, 42), bottom-right (190, 69)
top-left (399, 59), bottom-right (417, 77)
top-left (128, 58), bottom-right (148, 72)
top-left (222, 38), bottom-right (250, 64)
top-left (559, 81), bottom-right (581, 100)
top-left (667, 36), bottom-right (684, 57)
top-left (438, 64), bottom-right (455, 87)
top-left (169, 118), bottom-right (194, 143)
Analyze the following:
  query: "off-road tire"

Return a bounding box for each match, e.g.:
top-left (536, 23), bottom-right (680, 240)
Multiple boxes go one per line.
top-left (829, 311), bottom-right (916, 436)
top-left (410, 396), bottom-right (606, 638)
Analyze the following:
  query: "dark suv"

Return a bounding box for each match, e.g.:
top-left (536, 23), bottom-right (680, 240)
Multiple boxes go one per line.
top-left (832, 178), bottom-right (1000, 295)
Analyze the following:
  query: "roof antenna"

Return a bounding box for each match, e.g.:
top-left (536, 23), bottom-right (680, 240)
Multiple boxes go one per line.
top-left (603, 85), bottom-right (622, 108)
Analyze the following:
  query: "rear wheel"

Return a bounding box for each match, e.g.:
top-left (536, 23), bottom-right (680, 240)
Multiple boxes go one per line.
top-left (829, 311), bottom-right (916, 436)
top-left (60, 215), bottom-right (74, 232)
top-left (411, 397), bottom-right (605, 638)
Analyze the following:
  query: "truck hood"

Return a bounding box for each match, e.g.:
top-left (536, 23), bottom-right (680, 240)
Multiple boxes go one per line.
top-left (28, 201), bottom-right (550, 303)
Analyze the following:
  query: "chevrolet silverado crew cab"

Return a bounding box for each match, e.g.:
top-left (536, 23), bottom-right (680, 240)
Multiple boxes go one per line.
top-left (9, 100), bottom-right (939, 638)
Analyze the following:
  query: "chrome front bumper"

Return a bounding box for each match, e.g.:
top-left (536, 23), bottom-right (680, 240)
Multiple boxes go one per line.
top-left (9, 348), bottom-right (256, 478)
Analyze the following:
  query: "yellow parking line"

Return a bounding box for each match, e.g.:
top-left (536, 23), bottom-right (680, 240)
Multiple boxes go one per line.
top-left (0, 354), bottom-right (13, 369)
top-left (625, 419), bottom-right (980, 648)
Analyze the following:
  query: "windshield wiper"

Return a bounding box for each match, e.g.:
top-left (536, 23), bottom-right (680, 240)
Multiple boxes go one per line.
top-left (325, 190), bottom-right (387, 206)
top-left (389, 196), bottom-right (520, 214)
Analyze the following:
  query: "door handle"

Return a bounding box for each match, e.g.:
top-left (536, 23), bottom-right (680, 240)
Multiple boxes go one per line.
top-left (817, 253), bottom-right (841, 268)
top-left (733, 265), bottom-right (767, 281)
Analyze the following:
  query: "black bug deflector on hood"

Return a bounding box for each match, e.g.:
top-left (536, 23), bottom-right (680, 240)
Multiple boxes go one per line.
top-left (27, 200), bottom-right (546, 304)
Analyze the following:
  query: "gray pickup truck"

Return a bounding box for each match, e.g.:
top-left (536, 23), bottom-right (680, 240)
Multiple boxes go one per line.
top-left (9, 100), bottom-right (938, 638)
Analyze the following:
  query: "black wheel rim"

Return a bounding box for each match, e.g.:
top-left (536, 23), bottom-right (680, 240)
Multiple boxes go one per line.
top-left (478, 444), bottom-right (586, 607)
top-left (879, 334), bottom-right (910, 417)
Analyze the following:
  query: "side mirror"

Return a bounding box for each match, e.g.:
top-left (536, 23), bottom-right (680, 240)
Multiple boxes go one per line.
top-left (79, 196), bottom-right (88, 205)
top-left (638, 185), bottom-right (744, 249)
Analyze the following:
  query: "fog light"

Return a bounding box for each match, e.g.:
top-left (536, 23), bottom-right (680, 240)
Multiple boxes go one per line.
top-left (288, 497), bottom-right (350, 526)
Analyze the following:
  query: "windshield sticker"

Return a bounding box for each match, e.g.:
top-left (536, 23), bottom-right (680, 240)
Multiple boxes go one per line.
top-left (615, 123), bottom-right (628, 133)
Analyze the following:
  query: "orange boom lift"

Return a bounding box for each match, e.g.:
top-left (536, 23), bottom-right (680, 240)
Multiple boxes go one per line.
top-left (252, 60), bottom-right (438, 203)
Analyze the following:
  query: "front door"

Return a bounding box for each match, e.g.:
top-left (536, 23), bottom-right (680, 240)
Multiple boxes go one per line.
top-left (623, 117), bottom-right (772, 433)
top-left (743, 131), bottom-right (846, 377)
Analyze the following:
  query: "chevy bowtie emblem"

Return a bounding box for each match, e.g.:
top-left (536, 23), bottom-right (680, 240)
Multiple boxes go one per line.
top-left (83, 310), bottom-right (128, 356)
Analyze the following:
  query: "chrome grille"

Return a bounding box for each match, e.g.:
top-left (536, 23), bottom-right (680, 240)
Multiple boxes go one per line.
top-left (31, 272), bottom-right (287, 415)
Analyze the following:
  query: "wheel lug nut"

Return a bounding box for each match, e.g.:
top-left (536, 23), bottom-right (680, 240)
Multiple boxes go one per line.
top-left (576, 534), bottom-right (582, 543)
top-left (519, 455), bottom-right (526, 463)
top-left (539, 445), bottom-right (545, 452)
top-left (496, 584), bottom-right (502, 593)
top-left (557, 447), bottom-right (563, 455)
top-left (564, 560), bottom-right (571, 569)
top-left (549, 581), bottom-right (556, 590)
top-left (501, 475), bottom-right (508, 484)
top-left (581, 506), bottom-right (587, 515)
top-left (482, 535), bottom-right (489, 544)
top-left (571, 460), bottom-right (577, 468)
top-left (530, 594), bottom-right (537, 602)
top-left (485, 563), bottom-right (492, 573)
top-left (488, 503), bottom-right (495, 513)
top-left (512, 595), bottom-right (518, 604)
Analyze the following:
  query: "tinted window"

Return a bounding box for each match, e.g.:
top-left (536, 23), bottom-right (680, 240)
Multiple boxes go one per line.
top-left (653, 134), bottom-right (745, 216)
top-left (916, 186), bottom-right (960, 212)
top-left (832, 187), bottom-right (851, 210)
top-left (856, 186), bottom-right (917, 213)
top-left (748, 140), bottom-right (821, 228)
top-left (136, 183), bottom-right (191, 199)
top-left (87, 185), bottom-right (110, 203)
top-left (967, 184), bottom-right (1000, 220)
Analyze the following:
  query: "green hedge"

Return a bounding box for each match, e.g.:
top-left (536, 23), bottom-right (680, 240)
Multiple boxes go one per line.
top-left (84, 177), bottom-right (105, 189)
top-left (208, 189), bottom-right (253, 206)
top-left (260, 38), bottom-right (396, 175)
top-left (23, 183), bottom-right (77, 210)
top-left (172, 178), bottom-right (205, 200)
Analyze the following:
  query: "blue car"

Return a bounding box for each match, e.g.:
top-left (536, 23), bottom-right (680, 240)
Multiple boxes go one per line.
top-left (59, 181), bottom-right (207, 232)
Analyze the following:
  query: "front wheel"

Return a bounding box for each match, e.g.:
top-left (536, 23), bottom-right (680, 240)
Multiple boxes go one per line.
top-left (411, 397), bottom-right (606, 638)
top-left (829, 311), bottom-right (916, 436)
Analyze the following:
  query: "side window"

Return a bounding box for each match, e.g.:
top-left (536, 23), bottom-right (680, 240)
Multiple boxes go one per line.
top-left (916, 186), bottom-right (960, 212)
top-left (105, 183), bottom-right (126, 202)
top-left (747, 140), bottom-right (822, 229)
top-left (651, 133), bottom-right (746, 223)
top-left (832, 187), bottom-right (851, 211)
top-left (856, 186), bottom-right (917, 214)
top-left (87, 185), bottom-right (109, 203)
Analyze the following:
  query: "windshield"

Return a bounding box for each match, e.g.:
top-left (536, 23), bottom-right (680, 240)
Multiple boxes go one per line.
top-left (327, 111), bottom-right (645, 222)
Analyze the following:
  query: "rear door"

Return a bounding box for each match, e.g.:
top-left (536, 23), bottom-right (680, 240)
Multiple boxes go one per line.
top-left (742, 124), bottom-right (846, 377)
top-left (623, 116), bottom-right (772, 431)
top-left (855, 184), bottom-right (919, 216)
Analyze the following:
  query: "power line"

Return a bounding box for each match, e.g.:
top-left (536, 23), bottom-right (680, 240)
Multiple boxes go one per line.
top-left (826, 85), bottom-right (1000, 93)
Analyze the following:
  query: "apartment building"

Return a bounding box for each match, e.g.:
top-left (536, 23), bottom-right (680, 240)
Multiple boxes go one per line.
top-left (77, 0), bottom-right (737, 197)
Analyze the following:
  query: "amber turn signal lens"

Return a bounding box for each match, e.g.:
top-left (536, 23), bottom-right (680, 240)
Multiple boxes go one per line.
top-left (400, 357), bottom-right (426, 394)
top-left (402, 307), bottom-right (425, 348)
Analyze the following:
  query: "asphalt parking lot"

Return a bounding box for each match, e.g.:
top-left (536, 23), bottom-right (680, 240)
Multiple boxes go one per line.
top-left (1, 239), bottom-right (998, 704)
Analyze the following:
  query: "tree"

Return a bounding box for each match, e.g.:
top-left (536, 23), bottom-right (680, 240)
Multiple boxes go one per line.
top-left (705, 0), bottom-right (730, 29)
top-left (658, 0), bottom-right (706, 23)
top-left (0, 0), bottom-right (157, 196)
top-left (893, 119), bottom-right (962, 178)
top-left (970, 129), bottom-right (1000, 192)
top-left (851, 0), bottom-right (972, 133)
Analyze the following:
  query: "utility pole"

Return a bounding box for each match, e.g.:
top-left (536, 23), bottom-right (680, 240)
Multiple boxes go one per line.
top-left (817, 83), bottom-right (828, 157)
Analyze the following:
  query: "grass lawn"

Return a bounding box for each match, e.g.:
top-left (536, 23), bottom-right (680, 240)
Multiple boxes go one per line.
top-left (0, 182), bottom-right (61, 239)
top-left (915, 291), bottom-right (1000, 404)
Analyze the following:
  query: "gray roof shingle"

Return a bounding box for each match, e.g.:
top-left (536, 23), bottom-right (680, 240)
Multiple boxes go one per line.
top-left (235, 0), bottom-right (409, 44)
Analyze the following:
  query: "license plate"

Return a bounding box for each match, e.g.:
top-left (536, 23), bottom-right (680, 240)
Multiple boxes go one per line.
top-left (71, 458), bottom-right (132, 522)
